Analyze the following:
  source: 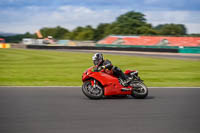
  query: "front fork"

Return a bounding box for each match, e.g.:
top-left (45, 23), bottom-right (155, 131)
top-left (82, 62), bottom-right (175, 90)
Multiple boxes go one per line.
top-left (91, 79), bottom-right (96, 88)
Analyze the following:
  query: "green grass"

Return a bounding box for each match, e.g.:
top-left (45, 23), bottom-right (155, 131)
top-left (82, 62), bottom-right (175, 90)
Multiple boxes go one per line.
top-left (0, 49), bottom-right (200, 87)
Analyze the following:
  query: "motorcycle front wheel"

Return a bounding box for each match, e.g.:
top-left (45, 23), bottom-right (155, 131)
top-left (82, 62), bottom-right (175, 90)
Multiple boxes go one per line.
top-left (82, 80), bottom-right (104, 99)
top-left (131, 82), bottom-right (148, 99)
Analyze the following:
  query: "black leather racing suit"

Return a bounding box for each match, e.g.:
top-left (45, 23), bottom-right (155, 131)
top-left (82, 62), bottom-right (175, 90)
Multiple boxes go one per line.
top-left (94, 59), bottom-right (127, 81)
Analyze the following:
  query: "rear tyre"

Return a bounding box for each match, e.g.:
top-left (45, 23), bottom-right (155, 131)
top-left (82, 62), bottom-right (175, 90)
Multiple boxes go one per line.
top-left (131, 82), bottom-right (148, 99)
top-left (82, 80), bottom-right (104, 99)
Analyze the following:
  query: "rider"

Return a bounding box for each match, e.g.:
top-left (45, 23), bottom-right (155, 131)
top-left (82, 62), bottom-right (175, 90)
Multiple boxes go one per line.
top-left (92, 53), bottom-right (130, 86)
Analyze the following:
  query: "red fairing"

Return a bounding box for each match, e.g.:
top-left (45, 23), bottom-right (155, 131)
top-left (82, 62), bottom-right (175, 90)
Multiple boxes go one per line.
top-left (82, 66), bottom-right (94, 82)
top-left (82, 66), bottom-right (133, 96)
top-left (124, 70), bottom-right (136, 75)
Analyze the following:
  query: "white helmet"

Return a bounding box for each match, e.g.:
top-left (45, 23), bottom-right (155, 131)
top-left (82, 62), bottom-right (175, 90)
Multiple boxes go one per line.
top-left (92, 53), bottom-right (103, 65)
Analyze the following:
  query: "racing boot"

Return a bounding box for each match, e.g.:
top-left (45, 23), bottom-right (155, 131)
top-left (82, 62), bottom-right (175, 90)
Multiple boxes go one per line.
top-left (121, 78), bottom-right (131, 87)
top-left (120, 74), bottom-right (132, 87)
top-left (112, 66), bottom-right (131, 86)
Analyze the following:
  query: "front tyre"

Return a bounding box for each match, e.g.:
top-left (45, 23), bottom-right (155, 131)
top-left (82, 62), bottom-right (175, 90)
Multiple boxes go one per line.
top-left (82, 80), bottom-right (104, 99)
top-left (131, 82), bottom-right (148, 99)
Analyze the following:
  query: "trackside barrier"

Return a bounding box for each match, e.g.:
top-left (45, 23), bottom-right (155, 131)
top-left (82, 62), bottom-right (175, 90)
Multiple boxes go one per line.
top-left (179, 48), bottom-right (200, 54)
top-left (96, 44), bottom-right (180, 49)
top-left (0, 43), bottom-right (11, 48)
top-left (27, 45), bottom-right (179, 53)
top-left (27, 45), bottom-right (200, 54)
top-left (96, 44), bottom-right (200, 54)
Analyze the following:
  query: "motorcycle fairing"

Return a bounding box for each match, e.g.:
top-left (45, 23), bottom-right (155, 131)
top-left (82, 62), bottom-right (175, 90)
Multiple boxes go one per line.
top-left (89, 72), bottom-right (132, 96)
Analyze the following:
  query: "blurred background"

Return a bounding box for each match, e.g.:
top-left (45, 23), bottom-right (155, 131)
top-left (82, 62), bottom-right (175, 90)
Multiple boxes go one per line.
top-left (0, 0), bottom-right (199, 51)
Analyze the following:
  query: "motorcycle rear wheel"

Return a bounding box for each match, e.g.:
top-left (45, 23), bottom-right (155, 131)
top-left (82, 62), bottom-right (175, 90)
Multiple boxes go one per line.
top-left (82, 80), bottom-right (104, 99)
top-left (131, 82), bottom-right (148, 99)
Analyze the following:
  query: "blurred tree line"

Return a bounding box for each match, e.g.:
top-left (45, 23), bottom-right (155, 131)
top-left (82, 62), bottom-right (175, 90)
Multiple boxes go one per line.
top-left (2, 11), bottom-right (200, 43)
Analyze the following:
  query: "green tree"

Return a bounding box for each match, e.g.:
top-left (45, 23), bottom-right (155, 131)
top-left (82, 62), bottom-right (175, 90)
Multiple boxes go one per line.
top-left (136, 26), bottom-right (158, 35)
top-left (74, 25), bottom-right (95, 40)
top-left (94, 23), bottom-right (111, 41)
top-left (54, 26), bottom-right (70, 39)
top-left (69, 26), bottom-right (84, 40)
top-left (2, 32), bottom-right (36, 43)
top-left (155, 24), bottom-right (187, 35)
top-left (40, 26), bottom-right (69, 39)
top-left (108, 11), bottom-right (153, 35)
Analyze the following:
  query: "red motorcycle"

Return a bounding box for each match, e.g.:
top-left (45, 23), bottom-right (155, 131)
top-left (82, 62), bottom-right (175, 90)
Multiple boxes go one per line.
top-left (82, 66), bottom-right (148, 99)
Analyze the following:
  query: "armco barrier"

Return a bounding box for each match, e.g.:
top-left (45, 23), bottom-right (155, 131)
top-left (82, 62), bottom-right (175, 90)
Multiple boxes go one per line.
top-left (27, 45), bottom-right (179, 53)
top-left (96, 44), bottom-right (180, 49)
top-left (96, 44), bottom-right (200, 54)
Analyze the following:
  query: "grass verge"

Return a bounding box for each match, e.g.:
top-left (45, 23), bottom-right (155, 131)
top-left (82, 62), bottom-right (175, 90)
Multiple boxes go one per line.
top-left (0, 49), bottom-right (199, 87)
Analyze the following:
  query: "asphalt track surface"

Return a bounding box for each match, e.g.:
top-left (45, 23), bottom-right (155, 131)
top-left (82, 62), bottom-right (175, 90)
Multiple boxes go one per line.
top-left (0, 87), bottom-right (200, 133)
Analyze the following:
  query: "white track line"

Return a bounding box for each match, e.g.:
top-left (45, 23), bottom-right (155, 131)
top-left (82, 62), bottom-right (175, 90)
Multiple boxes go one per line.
top-left (0, 86), bottom-right (199, 89)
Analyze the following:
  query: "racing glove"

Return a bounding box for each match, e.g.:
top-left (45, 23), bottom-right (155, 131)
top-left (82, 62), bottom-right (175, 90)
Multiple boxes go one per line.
top-left (93, 66), bottom-right (105, 72)
top-left (98, 66), bottom-right (105, 71)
